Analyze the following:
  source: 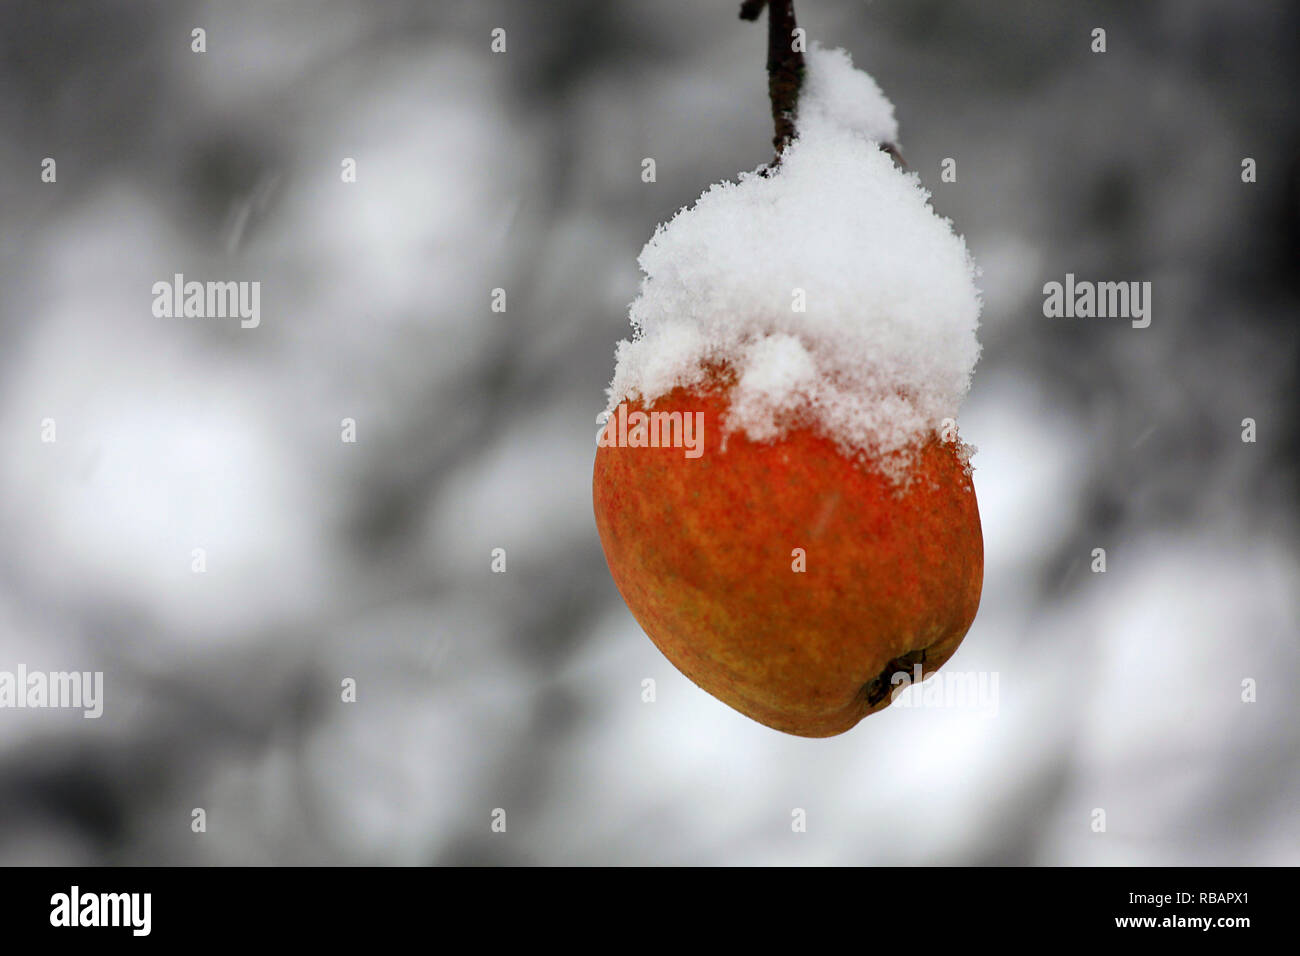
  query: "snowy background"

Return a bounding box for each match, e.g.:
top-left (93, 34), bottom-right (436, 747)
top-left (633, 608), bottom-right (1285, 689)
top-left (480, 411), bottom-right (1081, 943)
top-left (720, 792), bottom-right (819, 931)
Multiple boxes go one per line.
top-left (0, 0), bottom-right (1296, 865)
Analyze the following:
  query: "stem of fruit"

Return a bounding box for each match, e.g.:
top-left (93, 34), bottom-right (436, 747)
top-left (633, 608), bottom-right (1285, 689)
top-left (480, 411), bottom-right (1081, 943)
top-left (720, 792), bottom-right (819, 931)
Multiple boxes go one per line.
top-left (740, 0), bottom-right (907, 169)
top-left (739, 0), bottom-right (804, 165)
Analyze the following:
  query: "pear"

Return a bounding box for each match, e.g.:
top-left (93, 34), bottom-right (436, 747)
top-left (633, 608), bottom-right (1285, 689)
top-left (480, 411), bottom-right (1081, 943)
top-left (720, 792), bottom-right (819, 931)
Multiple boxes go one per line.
top-left (594, 379), bottom-right (983, 737)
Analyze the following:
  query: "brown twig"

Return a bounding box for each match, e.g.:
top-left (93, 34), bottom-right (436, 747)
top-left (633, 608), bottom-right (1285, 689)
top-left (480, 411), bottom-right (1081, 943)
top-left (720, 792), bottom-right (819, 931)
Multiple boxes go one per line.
top-left (740, 0), bottom-right (804, 165)
top-left (740, 1), bottom-right (906, 170)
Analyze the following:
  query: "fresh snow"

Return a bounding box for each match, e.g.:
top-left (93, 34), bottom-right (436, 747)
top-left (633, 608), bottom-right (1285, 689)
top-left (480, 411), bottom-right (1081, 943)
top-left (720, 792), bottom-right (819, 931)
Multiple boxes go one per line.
top-left (605, 43), bottom-right (982, 476)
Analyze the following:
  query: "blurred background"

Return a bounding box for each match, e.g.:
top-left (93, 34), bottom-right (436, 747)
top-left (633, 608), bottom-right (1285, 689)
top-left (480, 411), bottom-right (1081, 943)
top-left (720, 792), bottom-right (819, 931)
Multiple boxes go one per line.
top-left (0, 0), bottom-right (1296, 865)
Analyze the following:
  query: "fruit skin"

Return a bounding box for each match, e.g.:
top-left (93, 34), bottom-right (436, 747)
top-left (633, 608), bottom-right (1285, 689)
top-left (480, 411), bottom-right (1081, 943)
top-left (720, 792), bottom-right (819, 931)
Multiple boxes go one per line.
top-left (593, 382), bottom-right (983, 738)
